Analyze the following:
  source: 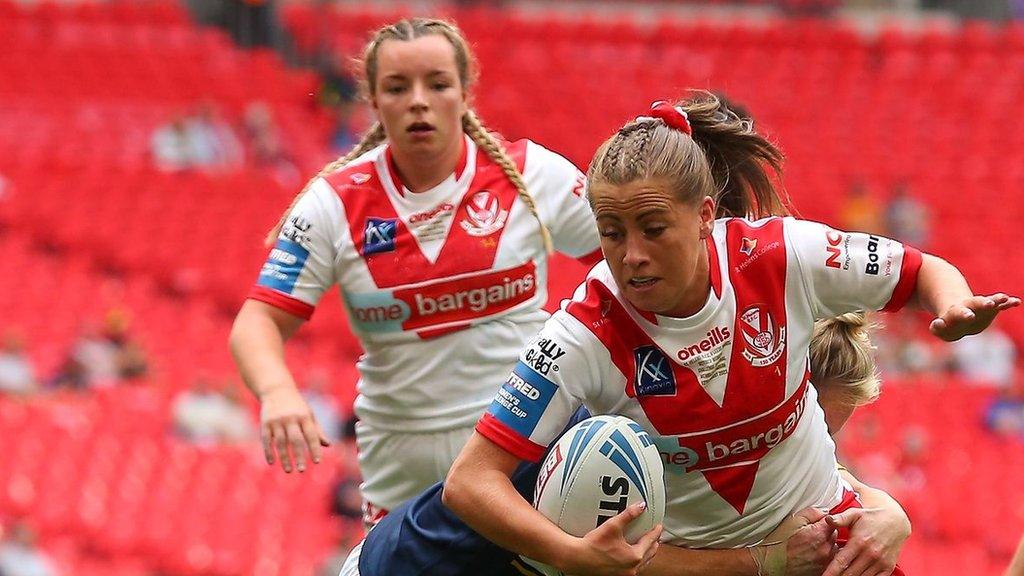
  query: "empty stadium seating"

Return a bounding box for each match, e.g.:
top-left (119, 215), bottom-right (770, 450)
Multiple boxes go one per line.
top-left (1, 1), bottom-right (1022, 574)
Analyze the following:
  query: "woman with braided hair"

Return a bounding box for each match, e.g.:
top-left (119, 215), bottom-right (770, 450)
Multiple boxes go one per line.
top-left (229, 18), bottom-right (600, 526)
top-left (444, 92), bottom-right (1019, 575)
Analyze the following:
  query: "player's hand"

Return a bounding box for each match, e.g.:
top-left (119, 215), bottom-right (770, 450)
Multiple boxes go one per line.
top-left (783, 508), bottom-right (839, 576)
top-left (566, 502), bottom-right (662, 576)
top-left (259, 386), bottom-right (330, 473)
top-left (821, 506), bottom-right (910, 576)
top-left (929, 293), bottom-right (1020, 342)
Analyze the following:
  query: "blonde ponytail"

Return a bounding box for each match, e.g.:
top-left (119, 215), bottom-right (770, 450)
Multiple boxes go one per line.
top-left (463, 111), bottom-right (553, 254)
top-left (809, 312), bottom-right (881, 408)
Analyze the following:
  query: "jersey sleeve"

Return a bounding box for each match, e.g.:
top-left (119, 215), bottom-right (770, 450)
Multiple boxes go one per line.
top-left (523, 141), bottom-right (601, 259)
top-left (476, 312), bottom-right (598, 462)
top-left (784, 217), bottom-right (923, 318)
top-left (247, 178), bottom-right (341, 319)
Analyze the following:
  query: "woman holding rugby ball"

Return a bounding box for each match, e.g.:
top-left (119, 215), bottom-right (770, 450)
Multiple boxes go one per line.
top-left (444, 92), bottom-right (1018, 576)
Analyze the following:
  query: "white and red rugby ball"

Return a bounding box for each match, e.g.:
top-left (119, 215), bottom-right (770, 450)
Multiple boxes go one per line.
top-left (521, 415), bottom-right (666, 575)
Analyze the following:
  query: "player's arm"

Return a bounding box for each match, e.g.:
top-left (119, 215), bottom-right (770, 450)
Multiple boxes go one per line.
top-left (911, 253), bottom-right (1019, 341)
top-left (1006, 532), bottom-right (1024, 576)
top-left (443, 433), bottom-right (661, 576)
top-left (819, 469), bottom-right (910, 576)
top-left (230, 301), bottom-right (329, 473)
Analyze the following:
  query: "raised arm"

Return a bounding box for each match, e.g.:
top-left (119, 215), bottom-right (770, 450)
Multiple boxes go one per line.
top-left (230, 300), bottom-right (328, 472)
top-left (912, 253), bottom-right (1019, 341)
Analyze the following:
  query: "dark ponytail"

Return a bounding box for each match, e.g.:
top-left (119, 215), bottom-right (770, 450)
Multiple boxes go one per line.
top-left (684, 92), bottom-right (790, 219)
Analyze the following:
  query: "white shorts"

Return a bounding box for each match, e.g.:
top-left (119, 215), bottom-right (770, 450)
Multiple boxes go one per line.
top-left (355, 421), bottom-right (474, 522)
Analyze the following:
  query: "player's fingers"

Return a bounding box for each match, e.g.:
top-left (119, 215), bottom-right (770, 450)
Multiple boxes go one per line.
top-left (313, 419), bottom-right (332, 448)
top-left (824, 510), bottom-right (860, 530)
top-left (822, 545), bottom-right (858, 576)
top-left (604, 501), bottom-right (648, 533)
top-left (997, 296), bottom-right (1021, 310)
top-left (300, 418), bottom-right (323, 465)
top-left (634, 523), bottom-right (662, 558)
top-left (285, 420), bottom-right (307, 472)
top-left (273, 421), bottom-right (293, 472)
top-left (639, 538), bottom-right (660, 568)
top-left (793, 506), bottom-right (826, 526)
top-left (261, 423), bottom-right (276, 465)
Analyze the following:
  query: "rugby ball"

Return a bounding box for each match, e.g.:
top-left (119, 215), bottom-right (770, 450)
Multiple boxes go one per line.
top-left (521, 415), bottom-right (665, 575)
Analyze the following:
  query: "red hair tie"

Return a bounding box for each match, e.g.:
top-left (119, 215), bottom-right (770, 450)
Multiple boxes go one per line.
top-left (641, 100), bottom-right (692, 135)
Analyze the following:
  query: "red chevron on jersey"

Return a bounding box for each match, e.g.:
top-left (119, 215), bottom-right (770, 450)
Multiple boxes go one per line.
top-left (566, 218), bottom-right (793, 513)
top-left (328, 141), bottom-right (528, 289)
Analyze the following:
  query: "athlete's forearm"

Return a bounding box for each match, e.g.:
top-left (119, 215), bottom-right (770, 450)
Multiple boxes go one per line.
top-left (643, 544), bottom-right (758, 576)
top-left (443, 434), bottom-right (580, 572)
top-left (912, 253), bottom-right (972, 316)
top-left (229, 300), bottom-right (303, 400)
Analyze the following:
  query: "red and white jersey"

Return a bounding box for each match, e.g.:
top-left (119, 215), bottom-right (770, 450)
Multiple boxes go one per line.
top-left (477, 216), bottom-right (921, 547)
top-left (249, 135), bottom-right (600, 433)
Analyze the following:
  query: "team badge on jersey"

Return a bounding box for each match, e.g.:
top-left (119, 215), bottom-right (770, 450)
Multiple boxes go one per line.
top-left (460, 191), bottom-right (508, 236)
top-left (739, 305), bottom-right (786, 367)
top-left (634, 346), bottom-right (676, 396)
top-left (363, 217), bottom-right (398, 255)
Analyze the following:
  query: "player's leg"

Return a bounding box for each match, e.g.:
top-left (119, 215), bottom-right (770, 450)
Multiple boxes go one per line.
top-left (352, 407), bottom-right (592, 576)
top-left (355, 421), bottom-right (474, 528)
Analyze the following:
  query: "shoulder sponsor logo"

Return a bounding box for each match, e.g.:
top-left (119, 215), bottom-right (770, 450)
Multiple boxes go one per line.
top-left (282, 215), bottom-right (313, 249)
top-left (740, 237), bottom-right (757, 256)
top-left (258, 238), bottom-right (310, 294)
top-left (739, 305), bottom-right (786, 367)
top-left (824, 229), bottom-right (852, 270)
top-left (351, 172), bottom-right (371, 185)
top-left (634, 346), bottom-right (676, 396)
top-left (865, 235), bottom-right (881, 275)
top-left (460, 191), bottom-right (509, 236)
top-left (488, 360), bottom-right (559, 439)
top-left (363, 217), bottom-right (398, 255)
top-left (524, 337), bottom-right (566, 376)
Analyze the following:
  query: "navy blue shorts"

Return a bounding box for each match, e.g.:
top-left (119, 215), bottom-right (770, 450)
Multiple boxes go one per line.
top-left (358, 407), bottom-right (591, 576)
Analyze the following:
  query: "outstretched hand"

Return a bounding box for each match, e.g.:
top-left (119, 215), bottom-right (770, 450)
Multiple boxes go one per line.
top-left (929, 293), bottom-right (1020, 342)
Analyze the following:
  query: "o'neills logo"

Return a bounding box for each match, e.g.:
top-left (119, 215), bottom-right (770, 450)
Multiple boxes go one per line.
top-left (677, 327), bottom-right (731, 362)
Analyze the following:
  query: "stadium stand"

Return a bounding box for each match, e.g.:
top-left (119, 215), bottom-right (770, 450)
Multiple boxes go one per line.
top-left (0, 1), bottom-right (1021, 574)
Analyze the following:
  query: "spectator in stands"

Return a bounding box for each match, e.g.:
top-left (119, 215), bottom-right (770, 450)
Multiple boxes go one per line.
top-left (52, 321), bottom-right (118, 390)
top-left (173, 378), bottom-right (256, 444)
top-left (839, 180), bottom-right (884, 235)
top-left (0, 521), bottom-right (57, 576)
top-left (0, 331), bottom-right (37, 396)
top-left (151, 114), bottom-right (195, 172)
top-left (151, 106), bottom-right (244, 173)
top-left (885, 183), bottom-right (930, 248)
top-left (185, 102), bottom-right (244, 170)
top-left (985, 377), bottom-right (1024, 438)
top-left (951, 323), bottom-right (1017, 387)
top-left (242, 101), bottom-right (300, 185)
